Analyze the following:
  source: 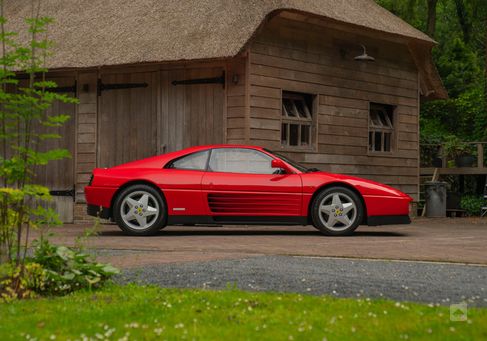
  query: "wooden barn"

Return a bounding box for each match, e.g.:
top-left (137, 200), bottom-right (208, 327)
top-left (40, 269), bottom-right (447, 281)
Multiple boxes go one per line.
top-left (6, 0), bottom-right (447, 222)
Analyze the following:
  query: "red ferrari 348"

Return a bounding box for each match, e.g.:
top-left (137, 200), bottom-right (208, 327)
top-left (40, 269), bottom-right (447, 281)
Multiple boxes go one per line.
top-left (85, 145), bottom-right (412, 236)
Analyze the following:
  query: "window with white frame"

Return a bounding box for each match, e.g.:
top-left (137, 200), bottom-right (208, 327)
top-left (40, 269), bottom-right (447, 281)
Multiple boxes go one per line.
top-left (281, 91), bottom-right (314, 148)
top-left (368, 103), bottom-right (395, 153)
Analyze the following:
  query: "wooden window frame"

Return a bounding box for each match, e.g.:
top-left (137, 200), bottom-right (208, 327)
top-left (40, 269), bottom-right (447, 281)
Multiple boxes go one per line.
top-left (280, 91), bottom-right (317, 151)
top-left (368, 103), bottom-right (396, 155)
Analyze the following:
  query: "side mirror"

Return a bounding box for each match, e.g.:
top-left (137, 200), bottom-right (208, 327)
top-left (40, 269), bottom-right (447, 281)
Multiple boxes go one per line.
top-left (271, 159), bottom-right (290, 173)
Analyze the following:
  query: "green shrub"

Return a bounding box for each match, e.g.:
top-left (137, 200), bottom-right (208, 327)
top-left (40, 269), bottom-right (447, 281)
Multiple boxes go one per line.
top-left (0, 262), bottom-right (45, 301)
top-left (30, 239), bottom-right (119, 295)
top-left (460, 195), bottom-right (485, 216)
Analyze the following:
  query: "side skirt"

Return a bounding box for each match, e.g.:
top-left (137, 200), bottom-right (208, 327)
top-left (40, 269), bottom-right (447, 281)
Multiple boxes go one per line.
top-left (367, 215), bottom-right (411, 226)
top-left (167, 215), bottom-right (308, 226)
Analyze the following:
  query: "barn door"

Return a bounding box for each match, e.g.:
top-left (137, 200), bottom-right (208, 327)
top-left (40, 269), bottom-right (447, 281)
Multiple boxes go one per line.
top-left (33, 76), bottom-right (76, 223)
top-left (160, 67), bottom-right (225, 153)
top-left (98, 72), bottom-right (158, 168)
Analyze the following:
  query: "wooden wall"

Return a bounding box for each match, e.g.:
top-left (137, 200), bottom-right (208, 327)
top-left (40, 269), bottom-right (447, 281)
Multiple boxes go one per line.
top-left (226, 57), bottom-right (247, 144)
top-left (71, 63), bottom-right (227, 221)
top-left (247, 15), bottom-right (420, 199)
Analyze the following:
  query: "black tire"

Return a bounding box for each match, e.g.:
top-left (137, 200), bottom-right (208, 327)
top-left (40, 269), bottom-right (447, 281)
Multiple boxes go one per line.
top-left (310, 186), bottom-right (363, 236)
top-left (113, 184), bottom-right (167, 236)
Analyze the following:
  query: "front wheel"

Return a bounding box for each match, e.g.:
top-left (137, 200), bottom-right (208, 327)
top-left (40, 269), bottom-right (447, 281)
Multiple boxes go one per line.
top-left (311, 186), bottom-right (363, 236)
top-left (113, 184), bottom-right (167, 236)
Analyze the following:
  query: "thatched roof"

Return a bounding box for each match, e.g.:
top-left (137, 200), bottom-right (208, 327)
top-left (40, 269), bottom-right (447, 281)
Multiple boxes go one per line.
top-left (5, 0), bottom-right (446, 98)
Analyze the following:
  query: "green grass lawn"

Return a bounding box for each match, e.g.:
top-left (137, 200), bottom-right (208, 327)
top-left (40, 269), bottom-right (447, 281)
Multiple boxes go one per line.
top-left (1, 284), bottom-right (486, 340)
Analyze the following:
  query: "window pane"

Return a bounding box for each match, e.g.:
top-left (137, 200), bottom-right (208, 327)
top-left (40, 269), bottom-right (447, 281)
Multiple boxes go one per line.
top-left (300, 125), bottom-right (310, 145)
top-left (283, 99), bottom-right (294, 117)
top-left (289, 124), bottom-right (299, 146)
top-left (295, 100), bottom-right (310, 119)
top-left (208, 148), bottom-right (274, 174)
top-left (374, 132), bottom-right (382, 152)
top-left (369, 103), bottom-right (395, 152)
top-left (170, 150), bottom-right (209, 170)
top-left (281, 123), bottom-right (288, 145)
top-left (384, 132), bottom-right (392, 151)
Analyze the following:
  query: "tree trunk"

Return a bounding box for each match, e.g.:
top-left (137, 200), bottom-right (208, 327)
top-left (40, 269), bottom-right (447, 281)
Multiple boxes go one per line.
top-left (484, 22), bottom-right (487, 128)
top-left (454, 0), bottom-right (472, 43)
top-left (426, 0), bottom-right (439, 38)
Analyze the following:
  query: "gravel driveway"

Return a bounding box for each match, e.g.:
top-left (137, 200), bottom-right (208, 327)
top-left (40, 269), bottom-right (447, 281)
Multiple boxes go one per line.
top-left (118, 255), bottom-right (487, 307)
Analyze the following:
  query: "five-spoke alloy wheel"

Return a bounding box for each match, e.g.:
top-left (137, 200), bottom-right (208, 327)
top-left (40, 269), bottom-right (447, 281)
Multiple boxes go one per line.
top-left (114, 184), bottom-right (167, 235)
top-left (311, 186), bottom-right (363, 236)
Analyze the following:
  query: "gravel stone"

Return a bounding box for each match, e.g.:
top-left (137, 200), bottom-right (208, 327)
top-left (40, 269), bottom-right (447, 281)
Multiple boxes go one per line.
top-left (117, 255), bottom-right (487, 306)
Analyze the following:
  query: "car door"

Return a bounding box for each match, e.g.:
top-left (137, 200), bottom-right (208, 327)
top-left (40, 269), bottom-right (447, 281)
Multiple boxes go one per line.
top-left (161, 150), bottom-right (209, 216)
top-left (201, 148), bottom-right (302, 217)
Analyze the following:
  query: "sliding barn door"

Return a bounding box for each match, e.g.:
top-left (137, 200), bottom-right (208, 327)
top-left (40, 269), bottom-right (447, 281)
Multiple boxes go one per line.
top-left (98, 72), bottom-right (158, 168)
top-left (160, 67), bottom-right (225, 152)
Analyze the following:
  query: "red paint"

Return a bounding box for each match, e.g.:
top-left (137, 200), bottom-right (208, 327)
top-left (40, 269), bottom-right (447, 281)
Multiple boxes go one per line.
top-left (85, 145), bottom-right (412, 222)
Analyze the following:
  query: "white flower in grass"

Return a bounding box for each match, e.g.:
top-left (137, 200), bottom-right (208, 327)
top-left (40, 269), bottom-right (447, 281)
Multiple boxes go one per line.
top-left (175, 323), bottom-right (185, 329)
top-left (49, 335), bottom-right (56, 340)
top-left (351, 326), bottom-right (356, 333)
top-left (154, 328), bottom-right (164, 336)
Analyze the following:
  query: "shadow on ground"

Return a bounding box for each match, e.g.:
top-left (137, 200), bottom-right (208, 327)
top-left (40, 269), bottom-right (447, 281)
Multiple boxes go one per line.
top-left (98, 228), bottom-right (406, 237)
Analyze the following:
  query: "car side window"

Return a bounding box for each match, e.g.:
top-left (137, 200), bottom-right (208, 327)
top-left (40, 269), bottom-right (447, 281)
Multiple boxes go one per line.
top-left (208, 148), bottom-right (274, 174)
top-left (167, 151), bottom-right (209, 171)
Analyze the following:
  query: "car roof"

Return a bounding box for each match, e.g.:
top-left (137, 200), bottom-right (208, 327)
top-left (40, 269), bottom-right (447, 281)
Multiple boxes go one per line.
top-left (179, 144), bottom-right (266, 153)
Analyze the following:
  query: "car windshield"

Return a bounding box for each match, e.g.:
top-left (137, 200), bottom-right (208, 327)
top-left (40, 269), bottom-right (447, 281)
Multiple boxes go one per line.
top-left (265, 149), bottom-right (319, 173)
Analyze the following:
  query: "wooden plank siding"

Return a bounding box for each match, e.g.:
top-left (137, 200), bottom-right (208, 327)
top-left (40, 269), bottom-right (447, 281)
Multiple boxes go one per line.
top-left (226, 57), bottom-right (247, 144)
top-left (247, 16), bottom-right (420, 200)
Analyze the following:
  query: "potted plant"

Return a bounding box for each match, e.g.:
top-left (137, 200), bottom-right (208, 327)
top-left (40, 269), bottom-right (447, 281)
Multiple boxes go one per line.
top-left (442, 135), bottom-right (474, 168)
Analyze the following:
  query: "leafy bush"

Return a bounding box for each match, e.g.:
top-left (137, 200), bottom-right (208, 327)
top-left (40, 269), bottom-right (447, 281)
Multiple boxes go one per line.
top-left (442, 135), bottom-right (473, 160)
top-left (0, 240), bottom-right (119, 301)
top-left (31, 239), bottom-right (119, 295)
top-left (0, 262), bottom-right (45, 301)
top-left (460, 195), bottom-right (485, 216)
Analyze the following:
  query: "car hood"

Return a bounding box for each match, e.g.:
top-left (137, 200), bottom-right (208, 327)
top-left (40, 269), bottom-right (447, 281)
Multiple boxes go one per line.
top-left (306, 171), bottom-right (412, 199)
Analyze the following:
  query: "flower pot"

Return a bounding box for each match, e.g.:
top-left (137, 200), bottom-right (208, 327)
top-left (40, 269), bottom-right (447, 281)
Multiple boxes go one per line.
top-left (455, 155), bottom-right (475, 168)
top-left (432, 157), bottom-right (443, 168)
top-left (447, 192), bottom-right (461, 209)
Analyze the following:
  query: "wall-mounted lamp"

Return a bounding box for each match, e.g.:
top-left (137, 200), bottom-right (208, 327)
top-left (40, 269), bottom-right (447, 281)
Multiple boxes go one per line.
top-left (232, 74), bottom-right (239, 85)
top-left (354, 44), bottom-right (375, 62)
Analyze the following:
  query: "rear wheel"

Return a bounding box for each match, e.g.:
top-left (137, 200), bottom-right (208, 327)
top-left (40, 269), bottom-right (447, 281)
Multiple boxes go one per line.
top-left (113, 184), bottom-right (167, 236)
top-left (311, 186), bottom-right (363, 236)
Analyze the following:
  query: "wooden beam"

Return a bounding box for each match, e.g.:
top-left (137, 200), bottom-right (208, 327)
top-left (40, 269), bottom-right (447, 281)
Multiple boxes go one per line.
top-left (421, 167), bottom-right (487, 175)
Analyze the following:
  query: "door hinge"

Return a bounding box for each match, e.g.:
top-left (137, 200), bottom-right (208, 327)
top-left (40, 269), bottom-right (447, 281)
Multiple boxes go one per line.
top-left (49, 185), bottom-right (75, 202)
top-left (172, 71), bottom-right (225, 87)
top-left (97, 78), bottom-right (149, 96)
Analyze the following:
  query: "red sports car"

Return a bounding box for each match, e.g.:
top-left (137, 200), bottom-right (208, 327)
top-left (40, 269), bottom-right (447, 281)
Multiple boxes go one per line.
top-left (85, 145), bottom-right (412, 236)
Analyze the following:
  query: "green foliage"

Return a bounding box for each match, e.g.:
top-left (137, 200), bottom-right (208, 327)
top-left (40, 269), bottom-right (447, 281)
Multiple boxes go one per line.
top-left (0, 262), bottom-right (43, 301)
top-left (30, 239), bottom-right (119, 296)
top-left (436, 37), bottom-right (482, 97)
top-left (0, 239), bottom-right (119, 301)
top-left (442, 135), bottom-right (473, 159)
top-left (0, 4), bottom-right (78, 272)
top-left (376, 0), bottom-right (487, 142)
top-left (460, 194), bottom-right (485, 216)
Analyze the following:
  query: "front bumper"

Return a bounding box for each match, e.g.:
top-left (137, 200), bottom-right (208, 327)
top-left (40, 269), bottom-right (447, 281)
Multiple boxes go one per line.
top-left (87, 204), bottom-right (112, 219)
top-left (367, 215), bottom-right (411, 226)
